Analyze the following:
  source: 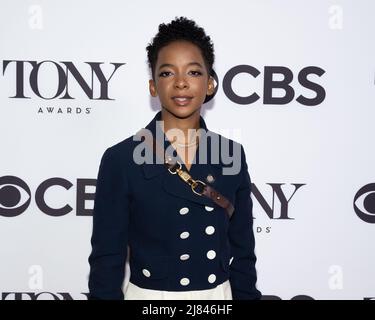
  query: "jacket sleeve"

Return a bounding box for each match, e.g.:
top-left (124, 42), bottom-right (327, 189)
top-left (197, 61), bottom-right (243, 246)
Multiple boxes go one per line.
top-left (228, 145), bottom-right (262, 300)
top-left (88, 147), bottom-right (130, 300)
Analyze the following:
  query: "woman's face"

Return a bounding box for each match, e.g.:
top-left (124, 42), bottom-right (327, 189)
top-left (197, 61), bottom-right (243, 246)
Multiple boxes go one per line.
top-left (149, 40), bottom-right (214, 119)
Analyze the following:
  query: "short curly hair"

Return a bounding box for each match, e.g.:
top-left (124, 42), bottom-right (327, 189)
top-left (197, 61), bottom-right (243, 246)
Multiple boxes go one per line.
top-left (146, 16), bottom-right (215, 79)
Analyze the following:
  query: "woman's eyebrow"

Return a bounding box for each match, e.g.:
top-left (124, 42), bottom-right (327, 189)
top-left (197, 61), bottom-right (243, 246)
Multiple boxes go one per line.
top-left (187, 62), bottom-right (204, 68)
top-left (158, 62), bottom-right (204, 70)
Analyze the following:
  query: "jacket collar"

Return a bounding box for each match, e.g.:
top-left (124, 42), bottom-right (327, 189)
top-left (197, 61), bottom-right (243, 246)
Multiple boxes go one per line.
top-left (140, 111), bottom-right (223, 207)
top-left (142, 110), bottom-right (210, 173)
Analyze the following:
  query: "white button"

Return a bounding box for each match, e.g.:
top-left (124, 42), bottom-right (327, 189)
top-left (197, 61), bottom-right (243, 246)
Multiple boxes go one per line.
top-left (180, 254), bottom-right (190, 261)
top-left (180, 278), bottom-right (190, 286)
top-left (179, 207), bottom-right (189, 215)
top-left (205, 206), bottom-right (214, 212)
top-left (142, 269), bottom-right (151, 277)
top-left (229, 257), bottom-right (234, 265)
top-left (180, 232), bottom-right (190, 239)
top-left (208, 274), bottom-right (216, 283)
top-left (206, 250), bottom-right (216, 260)
top-left (205, 226), bottom-right (215, 235)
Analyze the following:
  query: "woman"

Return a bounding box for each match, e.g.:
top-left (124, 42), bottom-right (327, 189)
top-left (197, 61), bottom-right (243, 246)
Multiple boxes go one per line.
top-left (88, 16), bottom-right (261, 300)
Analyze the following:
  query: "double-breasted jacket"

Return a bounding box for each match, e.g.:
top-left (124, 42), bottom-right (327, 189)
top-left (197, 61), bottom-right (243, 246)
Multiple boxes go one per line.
top-left (88, 111), bottom-right (261, 300)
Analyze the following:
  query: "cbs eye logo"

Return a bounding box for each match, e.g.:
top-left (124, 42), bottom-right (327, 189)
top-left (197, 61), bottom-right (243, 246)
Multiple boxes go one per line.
top-left (353, 183), bottom-right (375, 223)
top-left (0, 175), bottom-right (95, 217)
top-left (0, 176), bottom-right (31, 217)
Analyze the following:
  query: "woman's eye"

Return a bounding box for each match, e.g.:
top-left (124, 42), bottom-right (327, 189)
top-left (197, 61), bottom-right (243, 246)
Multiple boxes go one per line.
top-left (159, 71), bottom-right (172, 77)
top-left (189, 70), bottom-right (203, 76)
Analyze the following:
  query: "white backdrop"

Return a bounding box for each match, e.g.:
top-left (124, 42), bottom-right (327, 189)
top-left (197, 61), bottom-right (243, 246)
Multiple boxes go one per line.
top-left (0, 0), bottom-right (374, 300)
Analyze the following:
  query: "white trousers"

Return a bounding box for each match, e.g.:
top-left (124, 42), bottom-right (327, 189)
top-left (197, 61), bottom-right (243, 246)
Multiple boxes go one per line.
top-left (124, 280), bottom-right (233, 300)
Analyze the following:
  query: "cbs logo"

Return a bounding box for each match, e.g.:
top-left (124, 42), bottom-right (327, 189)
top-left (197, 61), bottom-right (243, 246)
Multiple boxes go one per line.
top-left (353, 183), bottom-right (375, 223)
top-left (0, 175), bottom-right (95, 217)
top-left (205, 65), bottom-right (325, 105)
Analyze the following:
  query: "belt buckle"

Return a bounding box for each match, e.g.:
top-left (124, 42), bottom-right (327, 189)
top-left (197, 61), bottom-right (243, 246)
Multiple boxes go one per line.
top-left (167, 160), bottom-right (182, 174)
top-left (191, 180), bottom-right (206, 196)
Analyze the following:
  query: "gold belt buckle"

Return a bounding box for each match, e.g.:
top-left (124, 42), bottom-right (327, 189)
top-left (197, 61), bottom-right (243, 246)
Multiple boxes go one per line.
top-left (167, 160), bottom-right (182, 174)
top-left (166, 160), bottom-right (206, 196)
top-left (190, 180), bottom-right (206, 196)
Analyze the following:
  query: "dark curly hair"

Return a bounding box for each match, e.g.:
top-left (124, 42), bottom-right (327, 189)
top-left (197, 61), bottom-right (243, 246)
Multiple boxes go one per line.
top-left (146, 16), bottom-right (215, 79)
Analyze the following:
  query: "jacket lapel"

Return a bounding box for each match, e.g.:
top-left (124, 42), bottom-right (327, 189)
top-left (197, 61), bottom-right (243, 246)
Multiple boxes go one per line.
top-left (140, 111), bottom-right (224, 207)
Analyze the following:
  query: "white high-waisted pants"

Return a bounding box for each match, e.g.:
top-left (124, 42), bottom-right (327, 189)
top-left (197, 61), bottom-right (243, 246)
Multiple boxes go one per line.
top-left (124, 280), bottom-right (233, 300)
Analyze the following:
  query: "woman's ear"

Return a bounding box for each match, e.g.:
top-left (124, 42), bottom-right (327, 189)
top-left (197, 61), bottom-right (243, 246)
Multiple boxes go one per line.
top-left (149, 79), bottom-right (158, 97)
top-left (206, 76), bottom-right (215, 96)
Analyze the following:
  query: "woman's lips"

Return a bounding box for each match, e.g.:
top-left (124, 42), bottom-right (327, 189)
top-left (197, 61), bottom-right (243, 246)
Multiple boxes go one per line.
top-left (172, 96), bottom-right (193, 106)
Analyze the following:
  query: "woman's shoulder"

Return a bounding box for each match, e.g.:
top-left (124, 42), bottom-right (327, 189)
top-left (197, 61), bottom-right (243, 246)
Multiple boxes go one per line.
top-left (100, 135), bottom-right (139, 165)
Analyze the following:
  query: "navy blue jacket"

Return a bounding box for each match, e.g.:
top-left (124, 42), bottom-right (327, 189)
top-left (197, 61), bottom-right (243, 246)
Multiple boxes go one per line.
top-left (88, 111), bottom-right (261, 300)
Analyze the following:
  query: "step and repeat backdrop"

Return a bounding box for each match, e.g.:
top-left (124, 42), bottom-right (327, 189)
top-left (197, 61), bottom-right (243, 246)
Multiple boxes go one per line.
top-left (0, 0), bottom-right (374, 300)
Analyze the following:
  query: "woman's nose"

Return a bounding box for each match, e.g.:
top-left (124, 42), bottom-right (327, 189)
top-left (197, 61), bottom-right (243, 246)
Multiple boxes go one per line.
top-left (174, 75), bottom-right (189, 89)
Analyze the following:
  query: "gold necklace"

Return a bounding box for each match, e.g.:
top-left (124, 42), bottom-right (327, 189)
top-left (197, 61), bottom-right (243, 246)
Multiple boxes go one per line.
top-left (172, 133), bottom-right (199, 147)
top-left (175, 140), bottom-right (197, 147)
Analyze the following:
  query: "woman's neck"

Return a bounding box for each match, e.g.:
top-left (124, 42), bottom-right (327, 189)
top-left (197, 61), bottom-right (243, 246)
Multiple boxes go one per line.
top-left (161, 108), bottom-right (201, 144)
